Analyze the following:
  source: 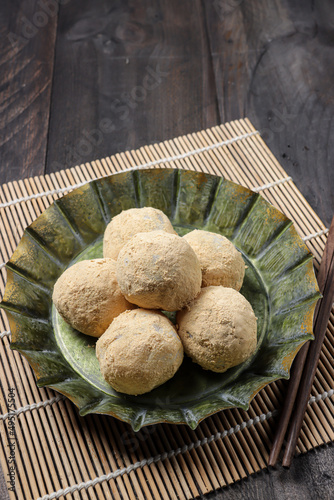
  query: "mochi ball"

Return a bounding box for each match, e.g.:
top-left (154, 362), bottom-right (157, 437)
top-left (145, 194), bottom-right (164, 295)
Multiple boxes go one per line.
top-left (52, 258), bottom-right (134, 338)
top-left (96, 309), bottom-right (184, 395)
top-left (116, 230), bottom-right (202, 311)
top-left (176, 286), bottom-right (257, 373)
top-left (103, 207), bottom-right (176, 260)
top-left (183, 230), bottom-right (245, 290)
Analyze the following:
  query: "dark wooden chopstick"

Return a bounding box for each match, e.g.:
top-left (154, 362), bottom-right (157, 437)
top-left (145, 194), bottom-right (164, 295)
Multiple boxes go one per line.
top-left (268, 342), bottom-right (310, 466)
top-left (268, 216), bottom-right (334, 467)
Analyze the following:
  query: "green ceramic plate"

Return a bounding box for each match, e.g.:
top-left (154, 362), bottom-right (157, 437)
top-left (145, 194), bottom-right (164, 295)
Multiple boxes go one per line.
top-left (1, 169), bottom-right (320, 430)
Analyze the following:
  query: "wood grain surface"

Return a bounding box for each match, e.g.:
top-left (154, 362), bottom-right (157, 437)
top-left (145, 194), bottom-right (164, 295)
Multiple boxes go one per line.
top-left (0, 1), bottom-right (334, 499)
top-left (1, 0), bottom-right (58, 182)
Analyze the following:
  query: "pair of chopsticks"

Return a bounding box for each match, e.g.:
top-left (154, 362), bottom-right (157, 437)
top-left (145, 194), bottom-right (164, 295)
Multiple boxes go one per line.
top-left (269, 216), bottom-right (334, 467)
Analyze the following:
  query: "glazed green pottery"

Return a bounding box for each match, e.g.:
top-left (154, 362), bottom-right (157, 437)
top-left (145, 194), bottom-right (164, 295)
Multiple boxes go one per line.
top-left (1, 168), bottom-right (320, 430)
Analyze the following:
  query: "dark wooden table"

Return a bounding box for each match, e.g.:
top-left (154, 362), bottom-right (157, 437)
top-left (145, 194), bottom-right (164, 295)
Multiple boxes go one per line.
top-left (1, 1), bottom-right (334, 499)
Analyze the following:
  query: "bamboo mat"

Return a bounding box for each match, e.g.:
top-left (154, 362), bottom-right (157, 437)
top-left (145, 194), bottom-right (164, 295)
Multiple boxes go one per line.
top-left (0, 117), bottom-right (334, 500)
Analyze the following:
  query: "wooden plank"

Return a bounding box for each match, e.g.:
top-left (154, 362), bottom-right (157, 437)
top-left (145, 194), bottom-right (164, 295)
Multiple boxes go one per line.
top-left (0, 0), bottom-right (58, 185)
top-left (45, 0), bottom-right (218, 175)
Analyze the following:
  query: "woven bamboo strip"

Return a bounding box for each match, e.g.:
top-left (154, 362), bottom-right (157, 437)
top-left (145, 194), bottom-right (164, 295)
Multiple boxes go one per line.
top-left (0, 214), bottom-right (12, 265)
top-left (194, 427), bottom-right (225, 489)
top-left (182, 426), bottom-right (222, 491)
top-left (70, 414), bottom-right (117, 500)
top-left (319, 351), bottom-right (334, 393)
top-left (134, 430), bottom-right (183, 500)
top-left (314, 360), bottom-right (334, 434)
top-left (0, 186), bottom-right (50, 500)
top-left (54, 401), bottom-right (102, 500)
top-left (308, 395), bottom-right (334, 443)
top-left (231, 407), bottom-right (266, 470)
top-left (320, 398), bottom-right (334, 434)
top-left (233, 409), bottom-right (269, 466)
top-left (319, 347), bottom-right (334, 383)
top-left (323, 320), bottom-right (334, 353)
top-left (169, 426), bottom-right (208, 494)
top-left (104, 155), bottom-right (120, 174)
top-left (224, 410), bottom-right (263, 473)
top-left (23, 177), bottom-right (49, 216)
top-left (1, 355), bottom-right (49, 499)
top-left (113, 420), bottom-right (164, 500)
top-left (102, 416), bottom-right (154, 500)
top-left (160, 425), bottom-right (200, 498)
top-left (0, 345), bottom-right (26, 500)
top-left (176, 427), bottom-right (212, 495)
top-left (0, 190), bottom-right (22, 247)
top-left (200, 421), bottom-right (241, 485)
top-left (142, 427), bottom-right (189, 499)
top-left (91, 159), bottom-right (106, 178)
top-left (8, 364), bottom-right (66, 499)
top-left (195, 422), bottom-right (229, 488)
top-left (107, 425), bottom-right (152, 500)
top-left (206, 417), bottom-right (242, 482)
top-left (218, 412), bottom-right (252, 477)
top-left (246, 405), bottom-right (273, 457)
top-left (98, 158), bottom-right (111, 176)
top-left (77, 415), bottom-right (130, 500)
top-left (311, 369), bottom-right (334, 440)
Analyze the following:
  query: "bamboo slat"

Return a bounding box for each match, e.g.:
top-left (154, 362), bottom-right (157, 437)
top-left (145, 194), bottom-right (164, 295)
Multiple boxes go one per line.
top-left (0, 119), bottom-right (333, 500)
